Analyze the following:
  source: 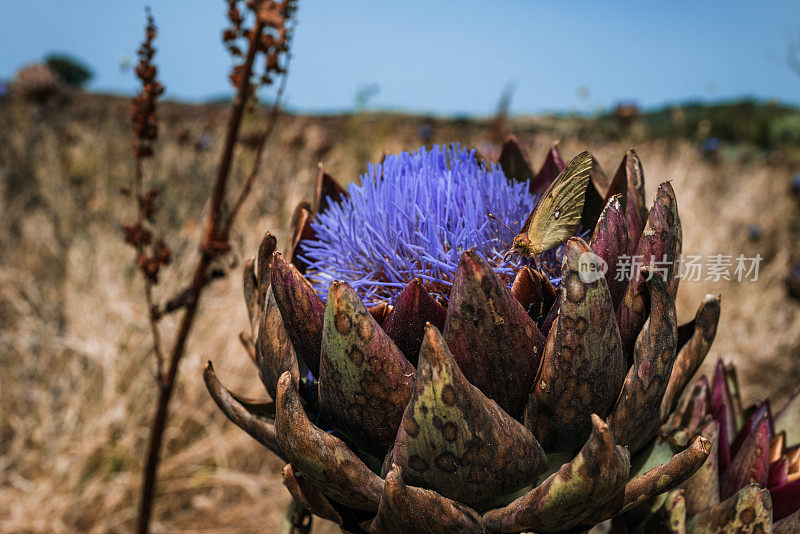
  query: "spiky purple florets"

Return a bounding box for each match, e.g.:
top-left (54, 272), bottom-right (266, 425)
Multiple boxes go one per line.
top-left (299, 145), bottom-right (538, 306)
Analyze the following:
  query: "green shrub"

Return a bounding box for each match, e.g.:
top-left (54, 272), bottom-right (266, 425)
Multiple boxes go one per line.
top-left (45, 53), bottom-right (93, 87)
top-left (768, 114), bottom-right (800, 146)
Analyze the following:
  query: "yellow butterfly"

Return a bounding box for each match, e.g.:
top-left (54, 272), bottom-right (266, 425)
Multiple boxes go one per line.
top-left (510, 151), bottom-right (592, 258)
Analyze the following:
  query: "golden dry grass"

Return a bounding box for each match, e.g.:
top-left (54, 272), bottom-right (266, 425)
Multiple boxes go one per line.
top-left (1, 94), bottom-right (798, 533)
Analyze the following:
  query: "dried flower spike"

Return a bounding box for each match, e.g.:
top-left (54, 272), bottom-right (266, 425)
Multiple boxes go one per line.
top-left (130, 9), bottom-right (164, 160)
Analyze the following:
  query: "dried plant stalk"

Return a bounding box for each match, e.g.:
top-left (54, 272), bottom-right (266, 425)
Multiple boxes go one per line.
top-left (123, 3), bottom-right (298, 533)
top-left (123, 8), bottom-right (167, 377)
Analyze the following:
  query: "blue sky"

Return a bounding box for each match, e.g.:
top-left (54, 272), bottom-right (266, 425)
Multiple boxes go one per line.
top-left (3, 1), bottom-right (800, 116)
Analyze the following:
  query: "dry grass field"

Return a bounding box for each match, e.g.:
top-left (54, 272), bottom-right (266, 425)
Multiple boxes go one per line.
top-left (1, 92), bottom-right (799, 532)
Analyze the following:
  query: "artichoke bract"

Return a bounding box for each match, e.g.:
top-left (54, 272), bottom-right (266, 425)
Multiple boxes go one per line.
top-left (630, 359), bottom-right (800, 533)
top-left (205, 137), bottom-right (722, 533)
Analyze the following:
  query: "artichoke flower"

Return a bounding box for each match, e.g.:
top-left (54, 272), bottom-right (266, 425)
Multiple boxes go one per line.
top-left (630, 359), bottom-right (800, 533)
top-left (205, 138), bottom-right (721, 533)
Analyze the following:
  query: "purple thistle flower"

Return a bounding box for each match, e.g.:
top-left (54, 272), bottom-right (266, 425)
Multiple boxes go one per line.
top-left (299, 144), bottom-right (538, 306)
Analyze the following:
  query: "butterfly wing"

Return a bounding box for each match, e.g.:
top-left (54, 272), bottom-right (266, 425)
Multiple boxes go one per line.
top-left (523, 151), bottom-right (592, 255)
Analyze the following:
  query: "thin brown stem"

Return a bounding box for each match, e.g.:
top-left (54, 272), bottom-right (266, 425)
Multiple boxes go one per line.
top-left (143, 278), bottom-right (165, 377)
top-left (222, 39), bottom-right (293, 238)
top-left (133, 158), bottom-right (165, 378)
top-left (136, 18), bottom-right (266, 534)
